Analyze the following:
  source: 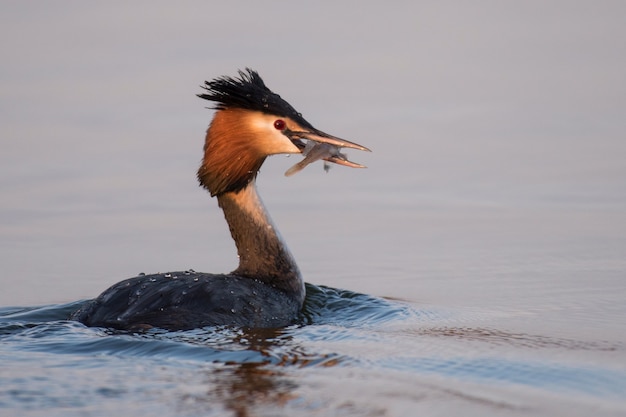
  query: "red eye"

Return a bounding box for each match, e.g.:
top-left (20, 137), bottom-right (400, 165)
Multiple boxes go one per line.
top-left (273, 119), bottom-right (286, 130)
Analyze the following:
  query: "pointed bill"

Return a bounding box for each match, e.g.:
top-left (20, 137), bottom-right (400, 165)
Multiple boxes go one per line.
top-left (284, 129), bottom-right (370, 176)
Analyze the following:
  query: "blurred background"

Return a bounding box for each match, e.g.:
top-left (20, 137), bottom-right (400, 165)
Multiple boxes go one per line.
top-left (1, 1), bottom-right (624, 313)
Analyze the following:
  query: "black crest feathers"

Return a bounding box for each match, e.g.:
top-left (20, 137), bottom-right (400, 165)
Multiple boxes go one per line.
top-left (198, 68), bottom-right (313, 129)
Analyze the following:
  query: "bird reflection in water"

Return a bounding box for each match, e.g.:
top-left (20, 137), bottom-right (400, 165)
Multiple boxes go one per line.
top-left (177, 327), bottom-right (342, 416)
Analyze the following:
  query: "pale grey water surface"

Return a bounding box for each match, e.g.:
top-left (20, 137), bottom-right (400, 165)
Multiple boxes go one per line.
top-left (2, 2), bottom-right (626, 416)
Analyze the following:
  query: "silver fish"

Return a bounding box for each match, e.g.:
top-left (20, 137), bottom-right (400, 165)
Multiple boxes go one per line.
top-left (285, 141), bottom-right (366, 177)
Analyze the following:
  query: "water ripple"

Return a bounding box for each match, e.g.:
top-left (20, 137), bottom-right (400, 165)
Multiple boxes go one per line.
top-left (1, 283), bottom-right (625, 416)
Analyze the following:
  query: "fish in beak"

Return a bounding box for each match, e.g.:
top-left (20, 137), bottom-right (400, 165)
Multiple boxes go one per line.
top-left (284, 127), bottom-right (371, 176)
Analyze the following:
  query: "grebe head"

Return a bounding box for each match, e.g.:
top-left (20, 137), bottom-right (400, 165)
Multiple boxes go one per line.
top-left (197, 69), bottom-right (370, 196)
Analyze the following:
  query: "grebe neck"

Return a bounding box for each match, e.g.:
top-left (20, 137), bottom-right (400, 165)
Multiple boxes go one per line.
top-left (217, 182), bottom-right (304, 302)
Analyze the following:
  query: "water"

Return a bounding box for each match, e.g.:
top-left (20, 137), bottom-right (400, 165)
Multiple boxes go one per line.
top-left (2, 2), bottom-right (626, 416)
top-left (2, 281), bottom-right (625, 416)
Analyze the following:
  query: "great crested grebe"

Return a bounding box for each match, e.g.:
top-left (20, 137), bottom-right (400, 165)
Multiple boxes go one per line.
top-left (71, 69), bottom-right (370, 331)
